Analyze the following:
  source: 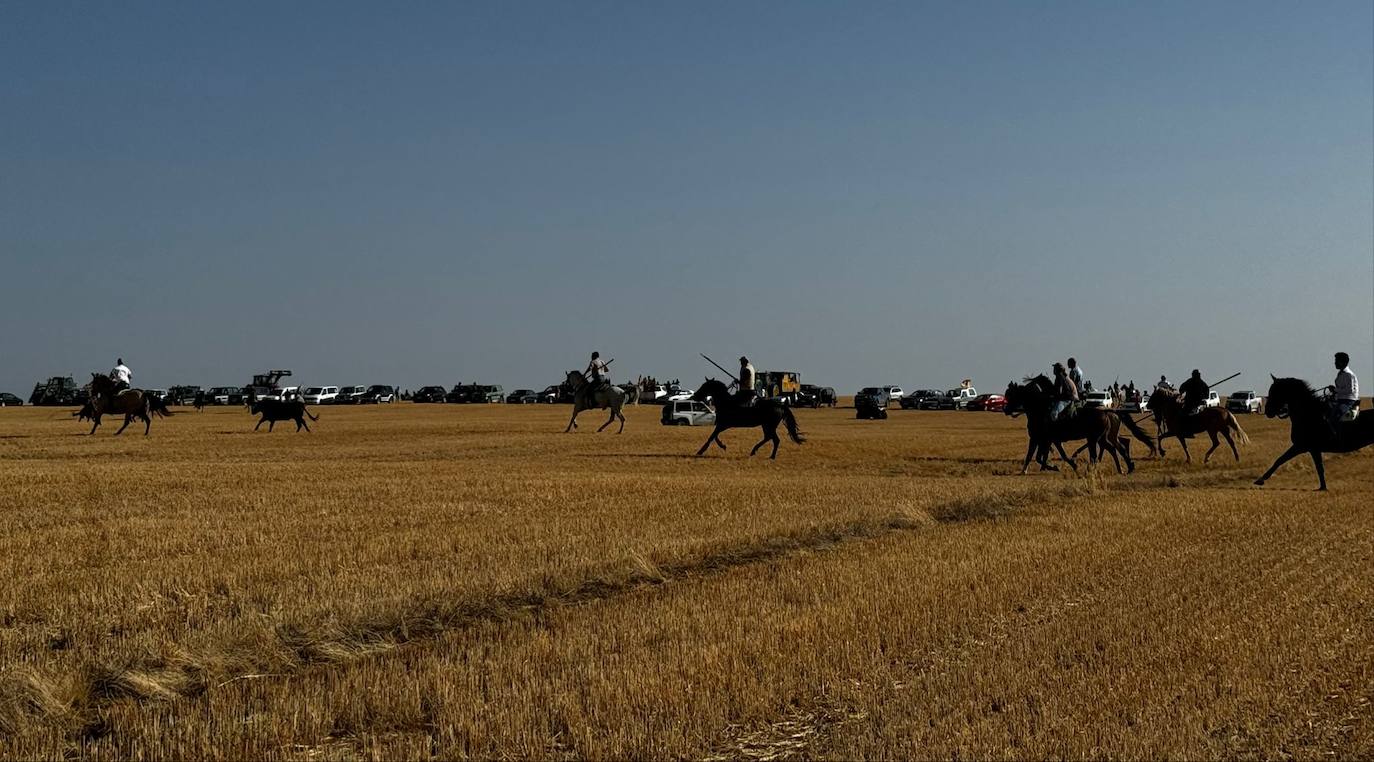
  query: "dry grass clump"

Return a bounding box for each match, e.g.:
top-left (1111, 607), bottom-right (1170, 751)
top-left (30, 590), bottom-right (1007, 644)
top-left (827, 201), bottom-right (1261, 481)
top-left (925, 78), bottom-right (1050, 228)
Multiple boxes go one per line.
top-left (0, 402), bottom-right (1369, 758)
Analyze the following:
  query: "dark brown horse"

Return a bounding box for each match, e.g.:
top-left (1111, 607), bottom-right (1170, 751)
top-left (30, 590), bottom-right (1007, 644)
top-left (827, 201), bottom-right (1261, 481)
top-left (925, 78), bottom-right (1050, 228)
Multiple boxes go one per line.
top-left (85, 373), bottom-right (172, 435)
top-left (1146, 388), bottom-right (1249, 463)
top-left (1254, 376), bottom-right (1374, 491)
top-left (1003, 376), bottom-right (1152, 474)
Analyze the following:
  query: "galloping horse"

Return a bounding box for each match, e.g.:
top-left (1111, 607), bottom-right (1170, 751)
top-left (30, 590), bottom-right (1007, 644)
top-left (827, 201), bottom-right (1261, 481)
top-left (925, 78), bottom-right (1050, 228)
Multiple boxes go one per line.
top-left (1254, 375), bottom-right (1373, 491)
top-left (691, 379), bottom-right (804, 459)
top-left (1146, 388), bottom-right (1249, 463)
top-left (85, 373), bottom-right (172, 435)
top-left (1003, 376), bottom-right (1152, 474)
top-left (564, 371), bottom-right (629, 433)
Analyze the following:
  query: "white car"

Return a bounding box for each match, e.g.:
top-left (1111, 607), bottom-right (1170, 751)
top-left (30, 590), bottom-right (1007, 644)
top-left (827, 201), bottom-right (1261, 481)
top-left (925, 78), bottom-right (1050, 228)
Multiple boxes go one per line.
top-left (660, 400), bottom-right (715, 426)
top-left (1082, 390), bottom-right (1115, 409)
top-left (882, 385), bottom-right (904, 402)
top-left (1204, 391), bottom-right (1221, 408)
top-left (947, 386), bottom-right (978, 410)
top-left (301, 386), bottom-right (339, 405)
top-left (665, 388), bottom-right (695, 403)
top-left (1226, 390), bottom-right (1261, 413)
top-left (640, 384), bottom-right (669, 403)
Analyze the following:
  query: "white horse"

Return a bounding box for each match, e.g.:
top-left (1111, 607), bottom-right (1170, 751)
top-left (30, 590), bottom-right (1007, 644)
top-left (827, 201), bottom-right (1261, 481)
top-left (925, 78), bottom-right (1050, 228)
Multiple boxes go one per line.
top-left (564, 371), bottom-right (628, 433)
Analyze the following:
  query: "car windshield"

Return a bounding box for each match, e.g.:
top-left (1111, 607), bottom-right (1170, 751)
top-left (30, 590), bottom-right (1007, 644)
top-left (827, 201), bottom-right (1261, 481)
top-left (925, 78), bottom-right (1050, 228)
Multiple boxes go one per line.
top-left (860, 388), bottom-right (881, 395)
top-left (367, 386), bottom-right (390, 393)
top-left (303, 388), bottom-right (323, 394)
top-left (1230, 391), bottom-right (1251, 398)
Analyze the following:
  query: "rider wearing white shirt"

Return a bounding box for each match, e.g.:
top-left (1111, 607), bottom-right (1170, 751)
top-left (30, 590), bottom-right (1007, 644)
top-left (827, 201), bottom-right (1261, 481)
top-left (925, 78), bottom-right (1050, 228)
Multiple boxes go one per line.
top-left (1330, 351), bottom-right (1359, 425)
top-left (110, 358), bottom-right (132, 392)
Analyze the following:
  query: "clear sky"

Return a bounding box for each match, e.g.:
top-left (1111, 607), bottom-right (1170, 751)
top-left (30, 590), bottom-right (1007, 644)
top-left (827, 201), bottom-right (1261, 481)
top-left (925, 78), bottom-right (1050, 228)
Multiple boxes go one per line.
top-left (3, 2), bottom-right (1371, 396)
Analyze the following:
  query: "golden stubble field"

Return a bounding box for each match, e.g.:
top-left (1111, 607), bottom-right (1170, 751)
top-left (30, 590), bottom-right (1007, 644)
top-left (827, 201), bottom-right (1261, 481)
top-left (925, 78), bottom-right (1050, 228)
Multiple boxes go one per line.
top-left (0, 401), bottom-right (1370, 760)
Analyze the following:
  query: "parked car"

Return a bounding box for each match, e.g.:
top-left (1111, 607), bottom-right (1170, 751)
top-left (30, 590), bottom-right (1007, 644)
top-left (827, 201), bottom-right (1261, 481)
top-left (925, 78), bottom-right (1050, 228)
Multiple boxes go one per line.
top-left (1227, 390), bottom-right (1261, 413)
top-left (967, 393), bottom-right (1007, 412)
top-left (167, 385), bottom-right (201, 405)
top-left (855, 387), bottom-right (889, 419)
top-left (470, 384), bottom-right (504, 403)
top-left (881, 385), bottom-right (904, 402)
top-left (665, 388), bottom-right (695, 403)
top-left (209, 386), bottom-right (245, 405)
top-left (445, 384), bottom-right (474, 403)
top-left (538, 384), bottom-right (574, 404)
top-left (335, 385), bottom-right (367, 404)
top-left (660, 399), bottom-right (716, 426)
top-left (901, 389), bottom-right (941, 410)
top-left (300, 386), bottom-right (339, 405)
top-left (361, 385), bottom-right (396, 404)
top-left (796, 384), bottom-right (837, 407)
top-left (143, 389), bottom-right (168, 403)
top-left (927, 387), bottom-right (978, 410)
top-left (412, 386), bottom-right (447, 403)
top-left (1204, 391), bottom-right (1221, 408)
top-left (0, 392), bottom-right (23, 406)
top-left (504, 389), bottom-right (536, 404)
top-left (639, 384), bottom-right (669, 404)
top-left (1082, 390), bottom-right (1115, 410)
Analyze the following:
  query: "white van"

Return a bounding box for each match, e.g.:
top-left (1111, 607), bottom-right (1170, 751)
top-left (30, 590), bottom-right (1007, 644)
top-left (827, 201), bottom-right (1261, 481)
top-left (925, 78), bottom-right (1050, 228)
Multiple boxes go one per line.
top-left (301, 386), bottom-right (339, 405)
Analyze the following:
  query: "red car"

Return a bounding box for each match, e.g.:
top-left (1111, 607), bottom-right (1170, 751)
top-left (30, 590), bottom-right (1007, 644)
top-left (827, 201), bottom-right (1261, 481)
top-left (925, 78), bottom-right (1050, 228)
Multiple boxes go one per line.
top-left (967, 393), bottom-right (1006, 412)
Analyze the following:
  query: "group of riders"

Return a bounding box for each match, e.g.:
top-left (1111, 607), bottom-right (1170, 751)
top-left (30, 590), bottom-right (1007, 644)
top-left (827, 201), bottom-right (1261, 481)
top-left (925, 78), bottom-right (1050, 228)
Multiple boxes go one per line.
top-left (585, 351), bottom-right (761, 407)
top-left (1043, 353), bottom-right (1360, 434)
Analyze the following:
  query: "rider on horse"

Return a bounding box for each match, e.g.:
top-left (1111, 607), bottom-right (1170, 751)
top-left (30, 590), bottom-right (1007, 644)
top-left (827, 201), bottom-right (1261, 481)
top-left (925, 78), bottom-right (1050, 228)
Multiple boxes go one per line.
top-left (1051, 362), bottom-right (1078, 421)
top-left (736, 356), bottom-right (757, 407)
top-left (1179, 369), bottom-right (1208, 416)
top-left (110, 358), bottom-right (132, 394)
top-left (1329, 351), bottom-right (1360, 429)
top-left (586, 352), bottom-right (610, 390)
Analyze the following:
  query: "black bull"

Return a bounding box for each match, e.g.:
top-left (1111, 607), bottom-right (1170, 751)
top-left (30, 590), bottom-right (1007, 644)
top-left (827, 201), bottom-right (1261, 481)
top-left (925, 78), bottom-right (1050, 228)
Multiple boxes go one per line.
top-left (250, 399), bottom-right (319, 432)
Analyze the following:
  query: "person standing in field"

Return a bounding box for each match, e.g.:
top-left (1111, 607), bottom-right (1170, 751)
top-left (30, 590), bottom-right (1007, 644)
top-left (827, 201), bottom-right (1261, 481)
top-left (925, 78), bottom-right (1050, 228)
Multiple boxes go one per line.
top-left (1329, 351), bottom-right (1359, 427)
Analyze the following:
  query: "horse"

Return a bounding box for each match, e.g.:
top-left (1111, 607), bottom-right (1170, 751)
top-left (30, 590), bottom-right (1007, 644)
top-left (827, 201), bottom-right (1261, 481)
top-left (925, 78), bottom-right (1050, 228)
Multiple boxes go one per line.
top-left (1003, 376), bottom-right (1151, 475)
top-left (84, 373), bottom-right (172, 435)
top-left (564, 371), bottom-right (628, 433)
top-left (691, 379), bottom-right (804, 459)
top-left (1254, 375), bottom-right (1373, 491)
top-left (1146, 387), bottom-right (1249, 463)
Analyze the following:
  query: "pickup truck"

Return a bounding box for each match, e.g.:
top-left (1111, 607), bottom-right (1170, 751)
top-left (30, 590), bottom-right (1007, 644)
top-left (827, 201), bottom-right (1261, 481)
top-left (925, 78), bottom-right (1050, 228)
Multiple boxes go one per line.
top-left (930, 387), bottom-right (978, 410)
top-left (1226, 390), bottom-right (1261, 413)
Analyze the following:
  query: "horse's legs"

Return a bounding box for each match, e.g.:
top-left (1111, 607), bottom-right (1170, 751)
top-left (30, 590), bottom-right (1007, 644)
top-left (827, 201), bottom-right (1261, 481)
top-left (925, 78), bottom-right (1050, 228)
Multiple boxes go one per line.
top-left (1179, 437), bottom-right (1192, 463)
top-left (750, 435), bottom-right (769, 456)
top-left (770, 430), bottom-right (781, 459)
top-left (697, 427), bottom-right (724, 456)
top-left (597, 408), bottom-right (615, 432)
top-left (1053, 441), bottom-right (1077, 471)
top-left (88, 415), bottom-right (101, 435)
top-left (1021, 439), bottom-right (1037, 474)
top-left (565, 407), bottom-right (579, 433)
top-left (1254, 444), bottom-right (1303, 485)
top-left (268, 420), bottom-right (275, 432)
top-left (144, 413), bottom-right (151, 435)
top-left (1224, 429), bottom-right (1240, 461)
top-left (1311, 450), bottom-right (1327, 491)
top-left (298, 416), bottom-right (310, 432)
top-left (255, 417), bottom-right (265, 431)
top-left (114, 415), bottom-right (132, 435)
top-left (1203, 431), bottom-right (1221, 463)
top-left (616, 406), bottom-right (625, 434)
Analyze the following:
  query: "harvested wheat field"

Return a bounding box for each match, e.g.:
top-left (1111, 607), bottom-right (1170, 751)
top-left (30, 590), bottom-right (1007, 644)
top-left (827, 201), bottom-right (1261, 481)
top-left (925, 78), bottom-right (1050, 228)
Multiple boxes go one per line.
top-left (0, 403), bottom-right (1370, 760)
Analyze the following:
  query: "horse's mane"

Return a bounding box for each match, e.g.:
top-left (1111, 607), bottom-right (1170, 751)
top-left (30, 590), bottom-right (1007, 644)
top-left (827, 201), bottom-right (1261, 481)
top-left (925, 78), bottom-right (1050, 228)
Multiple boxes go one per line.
top-left (1019, 374), bottom-right (1053, 393)
top-left (1270, 377), bottom-right (1322, 406)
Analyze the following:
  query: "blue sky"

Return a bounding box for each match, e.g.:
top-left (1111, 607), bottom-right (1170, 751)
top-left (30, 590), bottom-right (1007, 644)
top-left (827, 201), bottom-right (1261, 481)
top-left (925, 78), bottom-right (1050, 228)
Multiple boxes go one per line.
top-left (2, 2), bottom-right (1370, 395)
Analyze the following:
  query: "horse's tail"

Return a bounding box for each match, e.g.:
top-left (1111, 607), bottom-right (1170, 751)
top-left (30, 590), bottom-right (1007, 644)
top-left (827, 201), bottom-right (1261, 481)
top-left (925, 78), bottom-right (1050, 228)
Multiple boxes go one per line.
top-left (1117, 413), bottom-right (1155, 456)
top-left (304, 405), bottom-right (319, 421)
top-left (1228, 412), bottom-right (1249, 445)
top-left (782, 406), bottom-right (805, 444)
